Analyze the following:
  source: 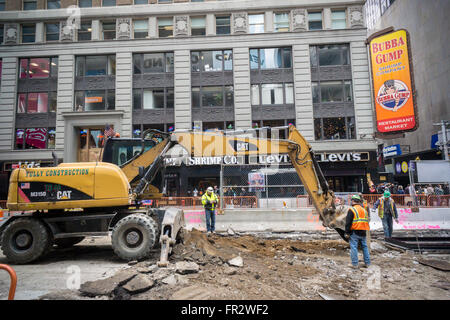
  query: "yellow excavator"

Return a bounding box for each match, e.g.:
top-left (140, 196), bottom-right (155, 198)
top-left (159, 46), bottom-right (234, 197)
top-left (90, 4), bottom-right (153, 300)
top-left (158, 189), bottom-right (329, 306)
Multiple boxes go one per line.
top-left (1, 125), bottom-right (347, 264)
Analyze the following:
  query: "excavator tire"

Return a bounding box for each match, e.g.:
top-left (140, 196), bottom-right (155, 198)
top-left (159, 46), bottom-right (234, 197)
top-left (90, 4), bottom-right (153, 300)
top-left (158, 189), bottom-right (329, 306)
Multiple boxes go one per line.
top-left (0, 218), bottom-right (53, 264)
top-left (54, 237), bottom-right (85, 249)
top-left (111, 214), bottom-right (158, 261)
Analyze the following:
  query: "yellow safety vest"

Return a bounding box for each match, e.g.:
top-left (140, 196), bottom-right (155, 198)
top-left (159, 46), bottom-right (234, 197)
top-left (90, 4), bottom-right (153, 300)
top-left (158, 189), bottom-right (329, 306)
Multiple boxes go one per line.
top-left (202, 193), bottom-right (218, 210)
top-left (378, 197), bottom-right (395, 219)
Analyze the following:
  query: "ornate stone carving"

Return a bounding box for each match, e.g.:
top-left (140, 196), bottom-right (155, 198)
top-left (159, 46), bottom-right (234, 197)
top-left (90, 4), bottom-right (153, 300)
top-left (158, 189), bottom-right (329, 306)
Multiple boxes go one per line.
top-left (349, 6), bottom-right (364, 28)
top-left (291, 9), bottom-right (307, 31)
top-left (232, 12), bottom-right (247, 34)
top-left (60, 21), bottom-right (75, 42)
top-left (116, 18), bottom-right (131, 40)
top-left (4, 24), bottom-right (18, 44)
top-left (175, 16), bottom-right (188, 36)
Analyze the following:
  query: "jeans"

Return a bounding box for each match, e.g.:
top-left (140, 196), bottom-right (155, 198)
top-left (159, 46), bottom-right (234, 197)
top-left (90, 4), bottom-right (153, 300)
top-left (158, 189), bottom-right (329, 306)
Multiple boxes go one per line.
top-left (349, 232), bottom-right (371, 266)
top-left (382, 213), bottom-right (393, 238)
top-left (205, 208), bottom-right (216, 232)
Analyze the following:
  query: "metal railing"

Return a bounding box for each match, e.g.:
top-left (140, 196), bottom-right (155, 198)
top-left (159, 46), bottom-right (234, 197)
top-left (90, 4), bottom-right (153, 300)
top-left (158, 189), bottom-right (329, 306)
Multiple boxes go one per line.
top-left (154, 196), bottom-right (258, 209)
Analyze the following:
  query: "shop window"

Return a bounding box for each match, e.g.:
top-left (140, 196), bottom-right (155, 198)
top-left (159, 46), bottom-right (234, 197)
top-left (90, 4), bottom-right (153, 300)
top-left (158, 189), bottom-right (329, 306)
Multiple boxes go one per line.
top-left (250, 47), bottom-right (292, 70)
top-left (191, 17), bottom-right (206, 36)
top-left (249, 14), bottom-right (264, 34)
top-left (79, 0), bottom-right (92, 7)
top-left (191, 50), bottom-right (232, 72)
top-left (78, 22), bottom-right (92, 41)
top-left (158, 18), bottom-right (173, 38)
top-left (314, 117), bottom-right (356, 140)
top-left (75, 90), bottom-right (115, 111)
top-left (274, 13), bottom-right (289, 32)
top-left (134, 20), bottom-right (148, 39)
top-left (15, 127), bottom-right (55, 150)
top-left (76, 55), bottom-right (116, 76)
top-left (191, 86), bottom-right (234, 108)
top-left (47, 0), bottom-right (61, 9)
top-left (331, 10), bottom-right (346, 29)
top-left (23, 0), bottom-right (37, 10)
top-left (102, 21), bottom-right (116, 40)
top-left (22, 24), bottom-right (36, 43)
top-left (216, 16), bottom-right (231, 35)
top-left (46, 23), bottom-right (60, 42)
top-left (102, 0), bottom-right (116, 6)
top-left (308, 11), bottom-right (323, 30)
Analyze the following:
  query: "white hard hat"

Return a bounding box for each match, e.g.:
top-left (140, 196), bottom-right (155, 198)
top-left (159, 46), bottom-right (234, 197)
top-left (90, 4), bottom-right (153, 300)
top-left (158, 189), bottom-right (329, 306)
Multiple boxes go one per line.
top-left (207, 187), bottom-right (214, 192)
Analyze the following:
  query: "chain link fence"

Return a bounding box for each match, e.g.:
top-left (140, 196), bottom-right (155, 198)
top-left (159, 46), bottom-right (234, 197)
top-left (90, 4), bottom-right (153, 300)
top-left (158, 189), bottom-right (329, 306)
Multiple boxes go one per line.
top-left (220, 164), bottom-right (305, 209)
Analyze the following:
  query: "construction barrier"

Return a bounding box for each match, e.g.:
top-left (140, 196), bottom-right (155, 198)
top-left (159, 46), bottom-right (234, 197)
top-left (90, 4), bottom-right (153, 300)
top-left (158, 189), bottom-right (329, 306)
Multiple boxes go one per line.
top-left (155, 196), bottom-right (258, 209)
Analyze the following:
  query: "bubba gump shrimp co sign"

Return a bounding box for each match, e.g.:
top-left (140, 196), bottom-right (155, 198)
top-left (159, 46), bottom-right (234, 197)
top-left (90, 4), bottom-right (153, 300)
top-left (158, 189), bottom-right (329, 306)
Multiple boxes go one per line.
top-left (369, 29), bottom-right (417, 133)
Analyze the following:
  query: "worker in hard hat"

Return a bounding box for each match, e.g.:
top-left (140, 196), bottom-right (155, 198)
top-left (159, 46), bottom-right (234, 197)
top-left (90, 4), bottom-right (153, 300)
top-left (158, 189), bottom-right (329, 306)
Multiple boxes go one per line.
top-left (344, 194), bottom-right (371, 269)
top-left (373, 190), bottom-right (399, 238)
top-left (201, 186), bottom-right (219, 235)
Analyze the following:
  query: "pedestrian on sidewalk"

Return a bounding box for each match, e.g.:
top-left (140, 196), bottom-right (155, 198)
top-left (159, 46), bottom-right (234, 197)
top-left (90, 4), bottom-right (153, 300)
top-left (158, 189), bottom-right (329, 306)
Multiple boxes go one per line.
top-left (344, 194), bottom-right (371, 269)
top-left (373, 191), bottom-right (399, 238)
top-left (201, 186), bottom-right (219, 235)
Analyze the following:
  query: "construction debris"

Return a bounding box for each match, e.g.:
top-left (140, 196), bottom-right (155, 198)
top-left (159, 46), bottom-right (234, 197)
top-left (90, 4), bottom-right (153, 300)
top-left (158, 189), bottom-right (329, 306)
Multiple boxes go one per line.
top-left (418, 258), bottom-right (450, 271)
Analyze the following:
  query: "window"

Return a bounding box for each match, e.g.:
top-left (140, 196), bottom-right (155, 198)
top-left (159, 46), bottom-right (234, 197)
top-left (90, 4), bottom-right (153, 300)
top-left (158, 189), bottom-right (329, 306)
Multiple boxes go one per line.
top-left (102, 22), bottom-right (116, 40)
top-left (134, 0), bottom-right (148, 4)
top-left (312, 80), bottom-right (353, 103)
top-left (23, 0), bottom-right (37, 10)
top-left (17, 92), bottom-right (57, 113)
top-left (134, 20), bottom-right (148, 39)
top-left (79, 0), bottom-right (93, 7)
top-left (191, 86), bottom-right (234, 108)
top-left (133, 88), bottom-right (174, 109)
top-left (76, 55), bottom-right (116, 76)
top-left (314, 117), bottom-right (355, 140)
top-left (158, 18), bottom-right (173, 38)
top-left (75, 90), bottom-right (115, 111)
top-left (191, 17), bottom-right (206, 36)
top-left (0, 0), bottom-right (4, 11)
top-left (22, 24), bottom-right (36, 43)
top-left (158, 0), bottom-right (172, 3)
top-left (250, 47), bottom-right (292, 70)
top-left (78, 22), bottom-right (92, 41)
top-left (0, 25), bottom-right (3, 44)
top-left (19, 57), bottom-right (58, 79)
top-left (191, 50), bottom-right (232, 72)
top-left (102, 0), bottom-right (116, 6)
top-left (47, 0), bottom-right (61, 9)
top-left (15, 128), bottom-right (55, 150)
top-left (308, 12), bottom-right (322, 30)
top-left (216, 16), bottom-right (231, 35)
top-left (310, 44), bottom-right (350, 67)
top-left (45, 23), bottom-right (59, 42)
top-left (249, 14), bottom-right (264, 33)
top-left (133, 52), bottom-right (174, 74)
top-left (251, 83), bottom-right (294, 106)
top-left (274, 13), bottom-right (289, 32)
top-left (331, 10), bottom-right (346, 29)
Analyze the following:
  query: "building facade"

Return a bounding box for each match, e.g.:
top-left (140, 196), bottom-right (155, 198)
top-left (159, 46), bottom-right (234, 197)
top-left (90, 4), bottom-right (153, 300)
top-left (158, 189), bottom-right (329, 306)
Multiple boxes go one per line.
top-left (365, 0), bottom-right (450, 183)
top-left (0, 0), bottom-right (377, 197)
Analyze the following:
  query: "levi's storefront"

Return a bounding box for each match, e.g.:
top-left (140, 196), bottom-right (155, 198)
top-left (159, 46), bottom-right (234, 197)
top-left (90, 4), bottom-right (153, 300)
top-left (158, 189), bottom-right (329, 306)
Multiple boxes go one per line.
top-left (164, 150), bottom-right (377, 196)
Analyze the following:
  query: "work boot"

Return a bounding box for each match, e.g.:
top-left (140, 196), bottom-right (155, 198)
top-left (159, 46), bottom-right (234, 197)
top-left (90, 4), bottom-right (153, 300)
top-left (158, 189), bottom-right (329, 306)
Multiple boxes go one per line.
top-left (361, 264), bottom-right (370, 269)
top-left (348, 264), bottom-right (359, 269)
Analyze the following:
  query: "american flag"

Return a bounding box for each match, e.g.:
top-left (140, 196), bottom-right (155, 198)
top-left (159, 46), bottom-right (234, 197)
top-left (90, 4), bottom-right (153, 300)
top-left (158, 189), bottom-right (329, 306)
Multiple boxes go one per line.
top-left (104, 125), bottom-right (115, 139)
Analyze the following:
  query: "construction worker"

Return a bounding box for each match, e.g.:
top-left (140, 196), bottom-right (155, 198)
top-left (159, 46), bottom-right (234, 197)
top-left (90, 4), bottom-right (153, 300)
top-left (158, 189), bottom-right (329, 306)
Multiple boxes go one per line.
top-left (344, 194), bottom-right (371, 269)
top-left (201, 186), bottom-right (219, 234)
top-left (359, 193), bottom-right (370, 219)
top-left (373, 191), bottom-right (399, 238)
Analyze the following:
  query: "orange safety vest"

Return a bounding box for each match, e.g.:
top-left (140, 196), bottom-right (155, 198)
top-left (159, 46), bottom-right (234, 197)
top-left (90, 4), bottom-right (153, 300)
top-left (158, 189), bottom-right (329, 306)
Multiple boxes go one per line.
top-left (350, 204), bottom-right (370, 231)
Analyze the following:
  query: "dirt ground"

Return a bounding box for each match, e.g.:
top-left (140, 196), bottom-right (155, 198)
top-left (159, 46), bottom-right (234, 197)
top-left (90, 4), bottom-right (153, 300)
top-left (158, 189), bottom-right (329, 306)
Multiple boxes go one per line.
top-left (38, 229), bottom-right (450, 300)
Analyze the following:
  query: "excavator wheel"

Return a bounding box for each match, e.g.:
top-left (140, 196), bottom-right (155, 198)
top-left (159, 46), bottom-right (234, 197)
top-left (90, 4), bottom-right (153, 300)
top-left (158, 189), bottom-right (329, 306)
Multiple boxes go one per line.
top-left (0, 218), bottom-right (53, 264)
top-left (54, 237), bottom-right (85, 249)
top-left (111, 214), bottom-right (158, 261)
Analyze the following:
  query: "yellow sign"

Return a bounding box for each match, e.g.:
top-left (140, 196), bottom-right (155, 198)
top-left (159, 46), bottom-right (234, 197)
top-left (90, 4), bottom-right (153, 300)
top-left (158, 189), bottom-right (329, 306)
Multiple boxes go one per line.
top-left (369, 30), bottom-right (416, 133)
top-left (401, 161), bottom-right (408, 173)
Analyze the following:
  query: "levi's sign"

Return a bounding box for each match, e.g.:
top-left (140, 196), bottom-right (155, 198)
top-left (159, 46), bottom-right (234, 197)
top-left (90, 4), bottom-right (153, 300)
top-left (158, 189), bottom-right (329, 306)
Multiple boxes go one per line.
top-left (315, 152), bottom-right (369, 162)
top-left (369, 29), bottom-right (417, 133)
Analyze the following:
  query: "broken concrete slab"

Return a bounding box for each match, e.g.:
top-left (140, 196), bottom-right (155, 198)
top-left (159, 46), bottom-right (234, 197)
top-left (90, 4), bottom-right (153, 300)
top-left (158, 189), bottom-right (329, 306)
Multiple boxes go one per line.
top-left (123, 274), bottom-right (155, 294)
top-left (418, 258), bottom-right (450, 271)
top-left (170, 285), bottom-right (212, 300)
top-left (224, 266), bottom-right (237, 275)
top-left (175, 261), bottom-right (200, 275)
top-left (162, 274), bottom-right (178, 286)
top-left (79, 269), bottom-right (136, 297)
top-left (228, 256), bottom-right (244, 267)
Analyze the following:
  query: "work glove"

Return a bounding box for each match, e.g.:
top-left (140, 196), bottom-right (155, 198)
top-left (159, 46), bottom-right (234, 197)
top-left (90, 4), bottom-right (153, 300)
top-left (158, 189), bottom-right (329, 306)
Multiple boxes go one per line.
top-left (344, 233), bottom-right (350, 240)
